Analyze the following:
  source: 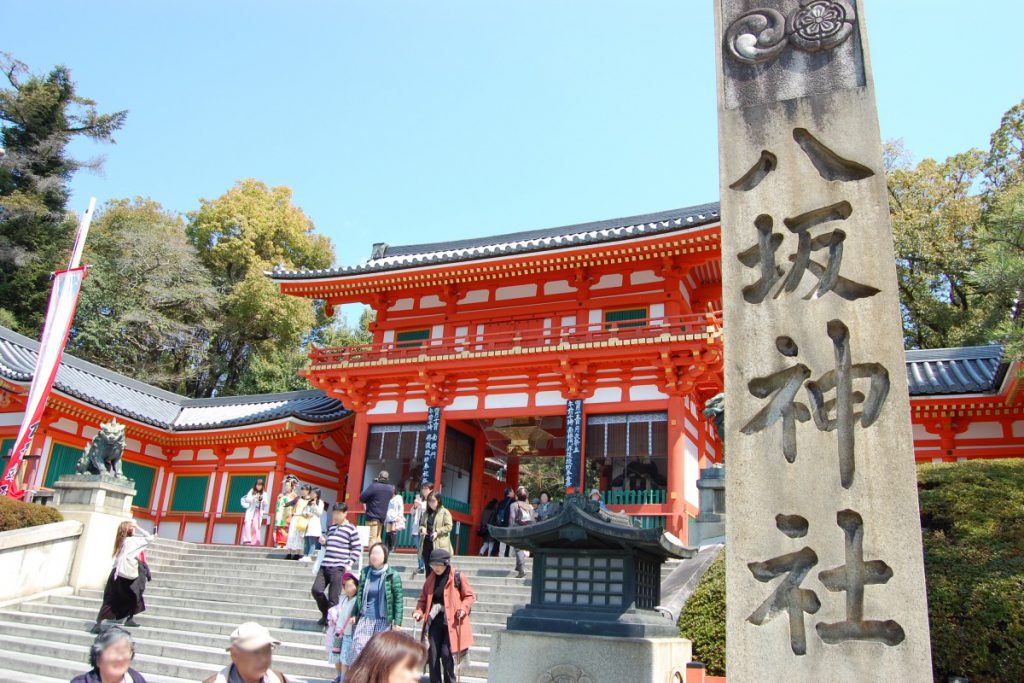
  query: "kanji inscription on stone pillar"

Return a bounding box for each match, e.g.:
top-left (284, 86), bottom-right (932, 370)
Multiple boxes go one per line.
top-left (714, 1), bottom-right (932, 680)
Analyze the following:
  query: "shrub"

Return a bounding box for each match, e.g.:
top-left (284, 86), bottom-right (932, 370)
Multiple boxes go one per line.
top-left (677, 458), bottom-right (1024, 682)
top-left (678, 551), bottom-right (726, 676)
top-left (0, 496), bottom-right (63, 532)
top-left (919, 458), bottom-right (1024, 683)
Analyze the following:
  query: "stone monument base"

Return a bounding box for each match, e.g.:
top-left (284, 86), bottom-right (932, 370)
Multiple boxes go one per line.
top-left (53, 475), bottom-right (136, 591)
top-left (489, 629), bottom-right (692, 683)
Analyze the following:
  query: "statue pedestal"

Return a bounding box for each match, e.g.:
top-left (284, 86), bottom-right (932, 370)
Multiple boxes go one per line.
top-left (489, 630), bottom-right (692, 683)
top-left (53, 475), bottom-right (136, 591)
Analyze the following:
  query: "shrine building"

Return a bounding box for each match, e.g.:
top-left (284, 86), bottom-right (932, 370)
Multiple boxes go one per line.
top-left (1, 202), bottom-right (1021, 549)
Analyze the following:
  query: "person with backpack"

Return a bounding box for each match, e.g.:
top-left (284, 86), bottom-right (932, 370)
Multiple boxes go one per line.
top-left (349, 543), bottom-right (405, 665)
top-left (509, 486), bottom-right (535, 578)
top-left (492, 488), bottom-right (515, 557)
top-left (413, 549), bottom-right (476, 683)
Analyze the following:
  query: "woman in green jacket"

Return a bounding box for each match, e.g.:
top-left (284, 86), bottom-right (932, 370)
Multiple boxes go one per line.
top-left (349, 542), bottom-right (404, 665)
top-left (419, 493), bottom-right (453, 572)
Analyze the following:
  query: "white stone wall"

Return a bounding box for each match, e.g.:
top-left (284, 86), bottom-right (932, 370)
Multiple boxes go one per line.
top-left (0, 521), bottom-right (82, 603)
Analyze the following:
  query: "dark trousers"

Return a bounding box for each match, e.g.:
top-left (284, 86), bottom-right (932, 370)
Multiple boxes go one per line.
top-left (421, 537), bottom-right (435, 571)
top-left (385, 530), bottom-right (397, 552)
top-left (427, 614), bottom-right (455, 683)
top-left (311, 565), bottom-right (345, 619)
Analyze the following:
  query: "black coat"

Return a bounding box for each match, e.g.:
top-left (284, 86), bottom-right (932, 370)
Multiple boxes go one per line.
top-left (360, 481), bottom-right (394, 522)
top-left (71, 668), bottom-right (147, 683)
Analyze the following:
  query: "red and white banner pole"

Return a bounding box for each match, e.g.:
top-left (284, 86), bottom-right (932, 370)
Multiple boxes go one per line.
top-left (0, 198), bottom-right (95, 499)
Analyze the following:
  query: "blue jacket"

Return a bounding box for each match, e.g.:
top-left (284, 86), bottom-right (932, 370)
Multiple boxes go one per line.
top-left (360, 481), bottom-right (394, 522)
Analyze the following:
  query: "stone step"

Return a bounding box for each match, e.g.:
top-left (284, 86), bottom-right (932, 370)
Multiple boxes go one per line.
top-left (68, 591), bottom-right (523, 621)
top-left (14, 602), bottom-right (510, 642)
top-left (147, 565), bottom-right (532, 593)
top-left (130, 581), bottom-right (531, 611)
top-left (0, 634), bottom-right (336, 683)
top-left (0, 619), bottom-right (493, 677)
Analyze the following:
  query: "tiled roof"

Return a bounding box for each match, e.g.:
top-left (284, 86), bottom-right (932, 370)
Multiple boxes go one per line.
top-left (905, 345), bottom-right (1006, 396)
top-left (270, 203), bottom-right (722, 280)
top-left (0, 326), bottom-right (349, 431)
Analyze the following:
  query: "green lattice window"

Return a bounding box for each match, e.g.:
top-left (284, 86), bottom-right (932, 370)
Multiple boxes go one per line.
top-left (224, 474), bottom-right (267, 513)
top-left (0, 438), bottom-right (14, 474)
top-left (170, 474), bottom-right (209, 512)
top-left (43, 443), bottom-right (84, 488)
top-left (604, 307), bottom-right (648, 329)
top-left (121, 461), bottom-right (157, 509)
top-left (396, 328), bottom-right (430, 349)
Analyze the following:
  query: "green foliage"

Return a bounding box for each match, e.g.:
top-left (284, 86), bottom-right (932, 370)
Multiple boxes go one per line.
top-left (0, 52), bottom-right (126, 334)
top-left (70, 198), bottom-right (218, 392)
top-left (677, 551), bottom-right (726, 677)
top-left (0, 496), bottom-right (63, 532)
top-left (185, 179), bottom-right (335, 397)
top-left (976, 183), bottom-right (1024, 360)
top-left (983, 99), bottom-right (1024, 194)
top-left (919, 458), bottom-right (1024, 683)
top-left (519, 458), bottom-right (565, 500)
top-left (886, 143), bottom-right (1004, 349)
top-left (677, 460), bottom-right (1024, 682)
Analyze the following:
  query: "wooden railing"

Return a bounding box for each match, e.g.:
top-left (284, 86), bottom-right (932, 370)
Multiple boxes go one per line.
top-left (310, 310), bottom-right (722, 367)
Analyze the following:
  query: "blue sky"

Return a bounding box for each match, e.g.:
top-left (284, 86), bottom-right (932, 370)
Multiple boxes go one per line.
top-left (6, 0), bottom-right (1021, 279)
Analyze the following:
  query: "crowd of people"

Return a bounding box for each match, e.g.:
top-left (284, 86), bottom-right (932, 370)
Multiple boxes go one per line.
top-left (80, 473), bottom-right (575, 682)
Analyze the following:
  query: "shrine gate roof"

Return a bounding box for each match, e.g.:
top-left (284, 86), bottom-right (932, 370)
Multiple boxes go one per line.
top-left (0, 325), bottom-right (350, 431)
top-left (270, 202), bottom-right (722, 280)
top-left (905, 345), bottom-right (1006, 396)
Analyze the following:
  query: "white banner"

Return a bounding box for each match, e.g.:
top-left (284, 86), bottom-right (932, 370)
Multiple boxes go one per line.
top-left (1, 199), bottom-right (94, 499)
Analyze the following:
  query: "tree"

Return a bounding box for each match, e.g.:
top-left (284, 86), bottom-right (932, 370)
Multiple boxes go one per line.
top-left (186, 179), bottom-right (334, 396)
top-left (886, 143), bottom-right (1005, 348)
top-left (0, 53), bottom-right (126, 333)
top-left (976, 182), bottom-right (1024, 360)
top-left (70, 198), bottom-right (218, 392)
top-left (983, 99), bottom-right (1024, 194)
top-left (234, 308), bottom-right (375, 395)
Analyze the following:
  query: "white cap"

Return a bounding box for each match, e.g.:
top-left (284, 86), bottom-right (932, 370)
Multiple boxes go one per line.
top-left (227, 622), bottom-right (281, 652)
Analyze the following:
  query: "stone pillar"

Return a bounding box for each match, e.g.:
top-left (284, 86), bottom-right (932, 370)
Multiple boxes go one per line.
top-left (715, 2), bottom-right (931, 680)
top-left (53, 474), bottom-right (137, 591)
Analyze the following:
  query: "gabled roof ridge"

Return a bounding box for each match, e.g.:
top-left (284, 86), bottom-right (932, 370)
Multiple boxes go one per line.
top-left (0, 325), bottom-right (350, 431)
top-left (179, 388), bottom-right (327, 407)
top-left (270, 202), bottom-right (722, 280)
top-left (904, 344), bottom-right (1004, 361)
top-left (0, 325), bottom-right (185, 406)
top-left (381, 203), bottom-right (723, 259)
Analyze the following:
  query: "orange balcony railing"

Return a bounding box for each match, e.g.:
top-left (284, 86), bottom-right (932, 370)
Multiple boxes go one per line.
top-left (309, 310), bottom-right (722, 368)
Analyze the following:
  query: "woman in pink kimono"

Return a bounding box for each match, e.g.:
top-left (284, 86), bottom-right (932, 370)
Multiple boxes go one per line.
top-left (239, 479), bottom-right (269, 545)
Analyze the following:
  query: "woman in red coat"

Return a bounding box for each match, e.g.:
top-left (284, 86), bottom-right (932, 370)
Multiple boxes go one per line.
top-left (413, 549), bottom-right (476, 683)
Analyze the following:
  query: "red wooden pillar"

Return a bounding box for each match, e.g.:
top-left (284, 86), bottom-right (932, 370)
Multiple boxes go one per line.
top-left (666, 396), bottom-right (689, 545)
top-left (506, 458), bottom-right (520, 492)
top-left (204, 447), bottom-right (231, 544)
top-left (468, 429), bottom-right (487, 554)
top-left (345, 411), bottom-right (371, 511)
top-left (266, 443), bottom-right (291, 546)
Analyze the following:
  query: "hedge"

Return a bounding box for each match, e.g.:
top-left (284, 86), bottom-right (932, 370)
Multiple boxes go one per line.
top-left (677, 550), bottom-right (726, 676)
top-left (0, 496), bottom-right (63, 532)
top-left (678, 458), bottom-right (1024, 682)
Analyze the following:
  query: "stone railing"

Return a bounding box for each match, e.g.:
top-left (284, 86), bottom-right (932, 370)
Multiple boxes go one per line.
top-left (0, 520), bottom-right (83, 604)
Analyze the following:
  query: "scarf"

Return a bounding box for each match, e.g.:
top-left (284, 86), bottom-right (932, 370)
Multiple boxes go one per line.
top-left (367, 565), bottom-right (389, 620)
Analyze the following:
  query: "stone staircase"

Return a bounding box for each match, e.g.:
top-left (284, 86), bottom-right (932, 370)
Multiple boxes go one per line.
top-left (0, 539), bottom-right (683, 682)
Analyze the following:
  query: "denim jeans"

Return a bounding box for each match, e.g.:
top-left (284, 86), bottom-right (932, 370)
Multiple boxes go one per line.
top-left (304, 535), bottom-right (318, 557)
top-left (412, 535), bottom-right (422, 569)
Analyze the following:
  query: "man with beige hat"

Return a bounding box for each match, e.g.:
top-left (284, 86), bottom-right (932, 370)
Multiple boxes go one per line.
top-left (201, 622), bottom-right (290, 683)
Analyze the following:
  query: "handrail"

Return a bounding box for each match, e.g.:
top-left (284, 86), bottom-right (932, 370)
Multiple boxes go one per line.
top-left (310, 310), bottom-right (722, 367)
